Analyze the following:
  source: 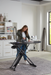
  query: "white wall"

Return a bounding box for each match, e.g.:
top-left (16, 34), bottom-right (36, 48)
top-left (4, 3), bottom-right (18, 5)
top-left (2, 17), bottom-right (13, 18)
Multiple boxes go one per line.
top-left (36, 5), bottom-right (46, 50)
top-left (36, 6), bottom-right (40, 39)
top-left (36, 5), bottom-right (45, 39)
top-left (43, 4), bottom-right (51, 51)
top-left (22, 3), bottom-right (37, 36)
top-left (0, 0), bottom-right (37, 35)
top-left (0, 0), bottom-right (22, 29)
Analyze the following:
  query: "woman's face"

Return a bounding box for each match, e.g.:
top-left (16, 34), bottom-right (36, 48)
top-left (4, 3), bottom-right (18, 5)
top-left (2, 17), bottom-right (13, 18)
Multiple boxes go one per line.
top-left (23, 27), bottom-right (28, 32)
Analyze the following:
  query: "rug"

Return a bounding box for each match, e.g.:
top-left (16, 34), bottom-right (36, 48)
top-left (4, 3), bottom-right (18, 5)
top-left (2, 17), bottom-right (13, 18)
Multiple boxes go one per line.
top-left (0, 57), bottom-right (51, 75)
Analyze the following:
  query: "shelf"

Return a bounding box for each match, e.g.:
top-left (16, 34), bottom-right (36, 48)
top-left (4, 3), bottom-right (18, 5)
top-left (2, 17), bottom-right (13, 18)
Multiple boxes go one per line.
top-left (0, 32), bottom-right (13, 34)
top-left (0, 25), bottom-right (5, 28)
top-left (0, 32), bottom-right (5, 34)
top-left (0, 21), bottom-right (5, 23)
top-left (5, 32), bottom-right (13, 34)
top-left (0, 22), bottom-right (17, 35)
top-left (5, 22), bottom-right (12, 27)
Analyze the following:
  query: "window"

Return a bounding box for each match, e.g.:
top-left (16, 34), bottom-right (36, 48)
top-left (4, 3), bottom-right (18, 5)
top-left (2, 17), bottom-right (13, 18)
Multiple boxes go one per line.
top-left (49, 12), bottom-right (51, 45)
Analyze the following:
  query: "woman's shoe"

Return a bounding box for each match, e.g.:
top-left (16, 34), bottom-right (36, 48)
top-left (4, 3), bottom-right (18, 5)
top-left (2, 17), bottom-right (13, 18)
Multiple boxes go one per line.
top-left (25, 61), bottom-right (29, 64)
top-left (18, 63), bottom-right (19, 65)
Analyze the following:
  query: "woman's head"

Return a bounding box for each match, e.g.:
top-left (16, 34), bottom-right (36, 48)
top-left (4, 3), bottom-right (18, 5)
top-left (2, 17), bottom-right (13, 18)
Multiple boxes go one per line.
top-left (22, 25), bottom-right (28, 32)
top-left (18, 25), bottom-right (28, 36)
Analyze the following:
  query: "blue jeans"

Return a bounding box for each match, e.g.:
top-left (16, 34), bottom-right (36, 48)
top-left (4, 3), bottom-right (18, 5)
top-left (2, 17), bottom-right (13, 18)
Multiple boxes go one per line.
top-left (16, 45), bottom-right (27, 60)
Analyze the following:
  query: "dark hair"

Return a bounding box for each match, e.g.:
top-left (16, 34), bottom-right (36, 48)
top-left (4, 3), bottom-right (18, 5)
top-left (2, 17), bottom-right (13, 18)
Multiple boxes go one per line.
top-left (18, 25), bottom-right (28, 36)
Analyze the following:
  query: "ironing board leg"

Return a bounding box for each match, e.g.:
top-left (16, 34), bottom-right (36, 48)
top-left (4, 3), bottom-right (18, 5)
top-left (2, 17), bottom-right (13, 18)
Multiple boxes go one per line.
top-left (10, 45), bottom-right (36, 71)
top-left (10, 52), bottom-right (23, 71)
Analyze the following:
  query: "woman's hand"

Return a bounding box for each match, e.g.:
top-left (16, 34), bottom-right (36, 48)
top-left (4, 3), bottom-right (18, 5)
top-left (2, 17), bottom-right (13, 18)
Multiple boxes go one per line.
top-left (28, 39), bottom-right (30, 42)
top-left (23, 38), bottom-right (26, 40)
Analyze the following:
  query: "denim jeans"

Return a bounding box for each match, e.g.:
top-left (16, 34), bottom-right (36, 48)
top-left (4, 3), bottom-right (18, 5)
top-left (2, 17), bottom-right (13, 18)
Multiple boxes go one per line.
top-left (16, 45), bottom-right (27, 60)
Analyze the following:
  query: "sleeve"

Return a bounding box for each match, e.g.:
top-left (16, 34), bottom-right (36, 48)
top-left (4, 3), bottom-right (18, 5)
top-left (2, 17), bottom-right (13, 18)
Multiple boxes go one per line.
top-left (16, 30), bottom-right (22, 37)
top-left (26, 34), bottom-right (30, 39)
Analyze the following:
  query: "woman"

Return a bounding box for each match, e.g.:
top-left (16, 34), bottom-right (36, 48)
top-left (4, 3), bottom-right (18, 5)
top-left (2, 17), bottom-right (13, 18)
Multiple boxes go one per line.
top-left (16, 25), bottom-right (30, 64)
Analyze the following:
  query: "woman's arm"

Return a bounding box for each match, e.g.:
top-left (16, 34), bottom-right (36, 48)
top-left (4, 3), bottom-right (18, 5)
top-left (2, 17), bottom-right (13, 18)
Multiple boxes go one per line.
top-left (26, 34), bottom-right (30, 41)
top-left (27, 34), bottom-right (30, 39)
top-left (17, 30), bottom-right (22, 37)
